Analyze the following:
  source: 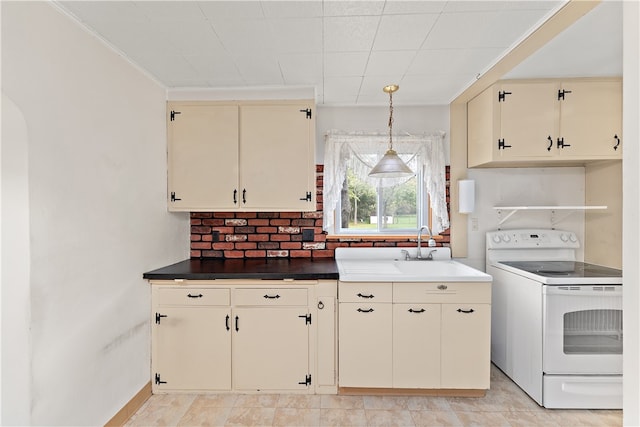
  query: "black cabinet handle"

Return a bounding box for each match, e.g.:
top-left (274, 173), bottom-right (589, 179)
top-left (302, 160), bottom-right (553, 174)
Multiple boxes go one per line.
top-left (264, 294), bottom-right (281, 299)
top-left (408, 308), bottom-right (426, 313)
top-left (547, 136), bottom-right (553, 151)
top-left (614, 134), bottom-right (621, 151)
top-left (357, 293), bottom-right (374, 299)
top-left (225, 315), bottom-right (230, 331)
top-left (235, 315), bottom-right (239, 331)
top-left (187, 293), bottom-right (203, 298)
top-left (457, 308), bottom-right (475, 314)
top-left (242, 189), bottom-right (246, 204)
top-left (233, 189), bottom-right (237, 204)
top-left (357, 308), bottom-right (374, 313)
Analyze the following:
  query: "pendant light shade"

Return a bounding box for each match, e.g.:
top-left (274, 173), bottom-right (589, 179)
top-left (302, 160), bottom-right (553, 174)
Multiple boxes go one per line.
top-left (369, 84), bottom-right (414, 178)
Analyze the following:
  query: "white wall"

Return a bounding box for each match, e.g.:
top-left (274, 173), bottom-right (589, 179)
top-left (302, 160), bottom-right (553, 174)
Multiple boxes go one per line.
top-left (622, 1), bottom-right (640, 424)
top-left (315, 105), bottom-right (450, 164)
top-left (1, 3), bottom-right (188, 425)
top-left (465, 167), bottom-right (586, 269)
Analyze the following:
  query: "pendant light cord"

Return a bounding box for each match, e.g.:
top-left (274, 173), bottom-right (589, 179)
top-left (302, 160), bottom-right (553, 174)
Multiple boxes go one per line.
top-left (388, 90), bottom-right (394, 150)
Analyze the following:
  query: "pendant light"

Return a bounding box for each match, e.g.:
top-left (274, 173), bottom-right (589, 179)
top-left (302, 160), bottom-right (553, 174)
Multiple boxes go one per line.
top-left (368, 84), bottom-right (414, 178)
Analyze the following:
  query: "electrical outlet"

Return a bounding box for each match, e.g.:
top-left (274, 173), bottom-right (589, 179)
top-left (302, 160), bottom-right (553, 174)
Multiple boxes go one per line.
top-left (471, 217), bottom-right (479, 232)
top-left (302, 229), bottom-right (315, 242)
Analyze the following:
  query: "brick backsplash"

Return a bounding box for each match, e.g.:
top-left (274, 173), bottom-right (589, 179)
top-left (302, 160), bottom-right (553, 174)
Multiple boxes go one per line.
top-left (190, 165), bottom-right (450, 259)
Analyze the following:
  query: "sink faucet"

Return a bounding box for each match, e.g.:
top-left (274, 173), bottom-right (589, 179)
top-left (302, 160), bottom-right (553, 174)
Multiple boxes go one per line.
top-left (417, 226), bottom-right (436, 259)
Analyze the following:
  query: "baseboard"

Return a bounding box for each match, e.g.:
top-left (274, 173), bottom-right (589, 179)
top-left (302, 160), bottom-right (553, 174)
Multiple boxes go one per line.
top-left (105, 382), bottom-right (152, 427)
top-left (339, 387), bottom-right (486, 397)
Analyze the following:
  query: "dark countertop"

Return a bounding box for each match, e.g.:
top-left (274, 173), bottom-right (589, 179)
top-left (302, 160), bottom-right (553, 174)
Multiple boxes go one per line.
top-left (143, 258), bottom-right (339, 281)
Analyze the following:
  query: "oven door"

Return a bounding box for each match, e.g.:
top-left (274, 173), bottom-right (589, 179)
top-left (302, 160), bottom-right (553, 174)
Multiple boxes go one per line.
top-left (543, 285), bottom-right (622, 374)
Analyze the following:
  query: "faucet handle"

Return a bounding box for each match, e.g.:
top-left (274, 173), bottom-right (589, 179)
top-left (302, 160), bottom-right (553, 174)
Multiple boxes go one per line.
top-left (400, 249), bottom-right (410, 260)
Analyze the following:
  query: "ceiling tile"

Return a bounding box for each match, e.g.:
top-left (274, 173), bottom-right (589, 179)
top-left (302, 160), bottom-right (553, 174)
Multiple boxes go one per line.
top-left (323, 1), bottom-right (385, 17)
top-left (372, 13), bottom-right (439, 51)
top-left (197, 1), bottom-right (265, 21)
top-left (279, 53), bottom-right (323, 84)
top-left (260, 1), bottom-right (323, 18)
top-left (323, 15), bottom-right (380, 52)
top-left (365, 50), bottom-right (416, 77)
top-left (324, 52), bottom-right (370, 77)
top-left (409, 47), bottom-right (505, 76)
top-left (233, 54), bottom-right (283, 85)
top-left (382, 1), bottom-right (446, 15)
top-left (269, 17), bottom-right (323, 53)
top-left (134, 1), bottom-right (205, 21)
top-left (212, 18), bottom-right (277, 54)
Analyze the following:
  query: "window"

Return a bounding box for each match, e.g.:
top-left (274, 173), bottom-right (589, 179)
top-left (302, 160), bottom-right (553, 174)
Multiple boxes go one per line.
top-left (323, 131), bottom-right (449, 235)
top-left (338, 164), bottom-right (424, 233)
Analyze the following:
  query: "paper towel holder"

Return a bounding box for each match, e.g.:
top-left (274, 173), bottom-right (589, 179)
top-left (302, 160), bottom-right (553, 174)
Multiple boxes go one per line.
top-left (458, 180), bottom-right (475, 214)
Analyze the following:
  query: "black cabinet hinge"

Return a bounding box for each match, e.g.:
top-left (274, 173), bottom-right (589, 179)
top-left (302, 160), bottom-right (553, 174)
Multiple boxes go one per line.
top-left (155, 312), bottom-right (167, 324)
top-left (170, 192), bottom-right (182, 202)
top-left (170, 110), bottom-right (181, 121)
top-left (155, 373), bottom-right (167, 385)
top-left (299, 191), bottom-right (312, 202)
top-left (298, 374), bottom-right (312, 386)
top-left (299, 108), bottom-right (312, 119)
top-left (298, 313), bottom-right (312, 325)
top-left (557, 89), bottom-right (572, 100)
top-left (498, 139), bottom-right (512, 150)
top-left (498, 91), bottom-right (512, 102)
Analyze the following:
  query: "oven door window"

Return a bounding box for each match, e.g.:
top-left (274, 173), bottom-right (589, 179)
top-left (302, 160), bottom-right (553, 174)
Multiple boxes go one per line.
top-left (563, 309), bottom-right (623, 355)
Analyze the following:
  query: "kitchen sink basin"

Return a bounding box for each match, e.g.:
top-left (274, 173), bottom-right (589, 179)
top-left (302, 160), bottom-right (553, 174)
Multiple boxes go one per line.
top-left (335, 247), bottom-right (492, 282)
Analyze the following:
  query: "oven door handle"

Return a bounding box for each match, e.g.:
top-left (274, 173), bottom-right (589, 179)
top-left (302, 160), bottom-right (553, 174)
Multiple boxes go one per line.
top-left (543, 287), bottom-right (622, 297)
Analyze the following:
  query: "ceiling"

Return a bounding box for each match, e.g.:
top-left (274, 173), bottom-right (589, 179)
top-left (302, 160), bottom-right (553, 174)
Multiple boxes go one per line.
top-left (55, 0), bottom-right (622, 106)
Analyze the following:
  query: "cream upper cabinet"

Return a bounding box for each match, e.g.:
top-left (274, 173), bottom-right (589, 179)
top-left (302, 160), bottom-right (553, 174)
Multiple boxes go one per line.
top-left (468, 78), bottom-right (622, 168)
top-left (168, 104), bottom-right (239, 210)
top-left (167, 100), bottom-right (316, 212)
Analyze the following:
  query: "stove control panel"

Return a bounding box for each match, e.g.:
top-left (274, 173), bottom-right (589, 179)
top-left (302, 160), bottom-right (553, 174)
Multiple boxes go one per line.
top-left (486, 229), bottom-right (580, 249)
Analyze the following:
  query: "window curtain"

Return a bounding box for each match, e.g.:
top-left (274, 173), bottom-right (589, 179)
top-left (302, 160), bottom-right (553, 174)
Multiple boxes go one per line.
top-left (323, 130), bottom-right (449, 234)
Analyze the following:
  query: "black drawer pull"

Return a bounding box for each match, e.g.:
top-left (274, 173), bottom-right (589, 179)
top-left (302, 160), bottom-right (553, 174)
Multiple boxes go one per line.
top-left (357, 308), bottom-right (374, 313)
top-left (408, 308), bottom-right (426, 313)
top-left (225, 315), bottom-right (230, 331)
top-left (187, 293), bottom-right (203, 298)
top-left (457, 308), bottom-right (475, 314)
top-left (357, 293), bottom-right (374, 299)
top-left (264, 294), bottom-right (281, 299)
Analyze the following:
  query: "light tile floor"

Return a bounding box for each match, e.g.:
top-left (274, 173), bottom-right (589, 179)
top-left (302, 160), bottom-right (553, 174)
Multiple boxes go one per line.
top-left (125, 365), bottom-right (622, 426)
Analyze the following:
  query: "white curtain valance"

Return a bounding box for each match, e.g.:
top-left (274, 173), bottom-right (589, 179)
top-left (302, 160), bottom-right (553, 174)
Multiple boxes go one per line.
top-left (323, 130), bottom-right (449, 234)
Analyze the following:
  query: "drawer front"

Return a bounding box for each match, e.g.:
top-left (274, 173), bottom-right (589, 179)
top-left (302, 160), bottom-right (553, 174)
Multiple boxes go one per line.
top-left (394, 282), bottom-right (491, 304)
top-left (154, 287), bottom-right (230, 306)
top-left (234, 288), bottom-right (308, 306)
top-left (339, 282), bottom-right (393, 303)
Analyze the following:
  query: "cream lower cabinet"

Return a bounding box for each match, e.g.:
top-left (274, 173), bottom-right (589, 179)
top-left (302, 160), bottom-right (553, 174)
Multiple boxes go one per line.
top-left (338, 281), bottom-right (491, 391)
top-left (152, 288), bottom-right (231, 391)
top-left (151, 280), bottom-right (337, 394)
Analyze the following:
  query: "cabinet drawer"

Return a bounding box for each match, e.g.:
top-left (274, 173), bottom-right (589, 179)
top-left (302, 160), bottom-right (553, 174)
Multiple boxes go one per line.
top-left (234, 288), bottom-right (308, 306)
top-left (154, 288), bottom-right (230, 306)
top-left (394, 282), bottom-right (491, 304)
top-left (339, 282), bottom-right (392, 303)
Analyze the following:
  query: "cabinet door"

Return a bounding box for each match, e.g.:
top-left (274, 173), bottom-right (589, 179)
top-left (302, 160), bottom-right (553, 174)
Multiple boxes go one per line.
top-left (168, 104), bottom-right (239, 211)
top-left (152, 306), bottom-right (231, 391)
top-left (559, 80), bottom-right (622, 158)
top-left (338, 303), bottom-right (392, 388)
top-left (499, 82), bottom-right (558, 159)
top-left (393, 304), bottom-right (441, 388)
top-left (239, 103), bottom-right (315, 211)
top-left (441, 304), bottom-right (491, 389)
top-left (232, 307), bottom-right (310, 391)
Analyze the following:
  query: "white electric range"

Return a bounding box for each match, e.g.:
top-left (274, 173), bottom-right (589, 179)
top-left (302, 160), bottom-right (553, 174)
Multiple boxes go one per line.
top-left (486, 229), bottom-right (622, 409)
